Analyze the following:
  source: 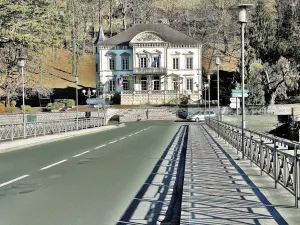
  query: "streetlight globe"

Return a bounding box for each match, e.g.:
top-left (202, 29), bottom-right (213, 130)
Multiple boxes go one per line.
top-left (82, 89), bottom-right (86, 94)
top-left (92, 89), bottom-right (96, 93)
top-left (18, 56), bottom-right (27, 67)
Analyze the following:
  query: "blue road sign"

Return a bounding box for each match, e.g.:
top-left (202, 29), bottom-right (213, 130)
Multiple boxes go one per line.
top-left (231, 89), bottom-right (249, 94)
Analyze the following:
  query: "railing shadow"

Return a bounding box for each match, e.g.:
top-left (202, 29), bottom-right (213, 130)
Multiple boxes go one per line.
top-left (116, 125), bottom-right (187, 224)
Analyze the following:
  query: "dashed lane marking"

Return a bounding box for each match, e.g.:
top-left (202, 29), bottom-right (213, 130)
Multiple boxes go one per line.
top-left (95, 144), bottom-right (107, 149)
top-left (73, 151), bottom-right (90, 158)
top-left (40, 160), bottom-right (68, 171)
top-left (0, 175), bottom-right (30, 188)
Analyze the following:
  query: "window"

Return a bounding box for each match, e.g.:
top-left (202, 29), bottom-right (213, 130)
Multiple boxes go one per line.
top-left (140, 57), bottom-right (147, 68)
top-left (109, 79), bottom-right (115, 91)
top-left (173, 78), bottom-right (179, 90)
top-left (186, 57), bottom-right (193, 70)
top-left (153, 76), bottom-right (160, 90)
top-left (173, 58), bottom-right (179, 70)
top-left (152, 56), bottom-right (160, 68)
top-left (141, 77), bottom-right (147, 90)
top-left (186, 78), bottom-right (193, 91)
top-left (96, 63), bottom-right (99, 73)
top-left (123, 78), bottom-right (129, 90)
top-left (122, 57), bottom-right (129, 70)
top-left (109, 58), bottom-right (115, 70)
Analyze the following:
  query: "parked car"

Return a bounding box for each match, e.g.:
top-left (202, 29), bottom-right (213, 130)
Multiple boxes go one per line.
top-left (186, 111), bottom-right (216, 122)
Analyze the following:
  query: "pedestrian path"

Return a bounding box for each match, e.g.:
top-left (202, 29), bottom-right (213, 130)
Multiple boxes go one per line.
top-left (181, 124), bottom-right (294, 225)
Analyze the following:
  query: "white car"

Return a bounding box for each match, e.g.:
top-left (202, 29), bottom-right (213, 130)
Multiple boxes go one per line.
top-left (187, 111), bottom-right (216, 122)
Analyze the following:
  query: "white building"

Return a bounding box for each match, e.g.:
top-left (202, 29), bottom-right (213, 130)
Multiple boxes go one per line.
top-left (95, 24), bottom-right (202, 105)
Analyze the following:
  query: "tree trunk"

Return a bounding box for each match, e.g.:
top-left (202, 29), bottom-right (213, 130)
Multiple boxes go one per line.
top-left (109, 0), bottom-right (112, 37)
top-left (6, 94), bottom-right (10, 107)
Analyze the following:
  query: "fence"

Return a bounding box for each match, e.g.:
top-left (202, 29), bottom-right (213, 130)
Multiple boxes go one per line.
top-left (206, 118), bottom-right (300, 208)
top-left (0, 117), bottom-right (105, 142)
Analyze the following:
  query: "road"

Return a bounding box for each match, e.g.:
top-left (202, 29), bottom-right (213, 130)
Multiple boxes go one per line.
top-left (0, 121), bottom-right (182, 225)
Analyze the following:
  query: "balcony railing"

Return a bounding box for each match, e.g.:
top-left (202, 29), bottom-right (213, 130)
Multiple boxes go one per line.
top-left (133, 67), bottom-right (167, 74)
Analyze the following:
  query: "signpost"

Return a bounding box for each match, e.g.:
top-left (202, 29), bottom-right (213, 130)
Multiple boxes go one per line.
top-left (230, 90), bottom-right (249, 115)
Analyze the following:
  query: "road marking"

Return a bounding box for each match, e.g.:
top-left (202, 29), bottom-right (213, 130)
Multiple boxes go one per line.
top-left (40, 160), bottom-right (68, 171)
top-left (119, 137), bottom-right (126, 140)
top-left (95, 144), bottom-right (106, 149)
top-left (109, 140), bottom-right (117, 144)
top-left (0, 175), bottom-right (30, 188)
top-left (135, 132), bottom-right (139, 134)
top-left (128, 134), bottom-right (133, 137)
top-left (73, 151), bottom-right (90, 158)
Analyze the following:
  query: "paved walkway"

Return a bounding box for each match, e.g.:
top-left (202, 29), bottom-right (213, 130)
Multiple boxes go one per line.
top-left (181, 124), bottom-right (300, 225)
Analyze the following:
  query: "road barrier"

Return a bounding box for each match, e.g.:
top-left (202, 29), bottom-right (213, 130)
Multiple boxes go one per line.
top-left (206, 118), bottom-right (300, 208)
top-left (0, 117), bottom-right (105, 142)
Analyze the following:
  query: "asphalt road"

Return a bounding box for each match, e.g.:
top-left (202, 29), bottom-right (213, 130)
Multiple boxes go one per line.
top-left (0, 121), bottom-right (181, 225)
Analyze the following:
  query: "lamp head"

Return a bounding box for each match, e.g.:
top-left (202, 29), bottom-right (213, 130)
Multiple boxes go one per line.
top-left (92, 89), bottom-right (96, 94)
top-left (238, 4), bottom-right (253, 23)
top-left (82, 89), bottom-right (86, 94)
top-left (215, 56), bottom-right (220, 66)
top-left (18, 56), bottom-right (27, 67)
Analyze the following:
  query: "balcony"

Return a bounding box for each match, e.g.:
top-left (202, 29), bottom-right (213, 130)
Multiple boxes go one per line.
top-left (133, 67), bottom-right (167, 75)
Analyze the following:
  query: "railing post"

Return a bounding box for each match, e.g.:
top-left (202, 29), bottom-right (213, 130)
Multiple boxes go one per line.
top-left (250, 135), bottom-right (253, 167)
top-left (260, 138), bottom-right (264, 176)
top-left (274, 137), bottom-right (278, 189)
top-left (294, 143), bottom-right (298, 208)
top-left (11, 124), bottom-right (14, 141)
top-left (34, 122), bottom-right (37, 137)
top-left (43, 121), bottom-right (46, 135)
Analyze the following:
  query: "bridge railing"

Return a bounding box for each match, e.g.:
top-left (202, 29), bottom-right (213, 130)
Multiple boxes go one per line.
top-left (206, 118), bottom-right (300, 208)
top-left (0, 117), bottom-right (105, 142)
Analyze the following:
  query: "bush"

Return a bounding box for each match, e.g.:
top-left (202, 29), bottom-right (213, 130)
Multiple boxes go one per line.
top-left (52, 102), bottom-right (65, 110)
top-left (5, 107), bottom-right (19, 113)
top-left (10, 100), bottom-right (17, 107)
top-left (21, 105), bottom-right (32, 113)
top-left (66, 99), bottom-right (75, 107)
top-left (0, 104), bottom-right (5, 113)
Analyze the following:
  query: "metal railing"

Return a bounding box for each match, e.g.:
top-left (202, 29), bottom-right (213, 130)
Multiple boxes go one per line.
top-left (206, 118), bottom-right (300, 208)
top-left (0, 117), bottom-right (105, 142)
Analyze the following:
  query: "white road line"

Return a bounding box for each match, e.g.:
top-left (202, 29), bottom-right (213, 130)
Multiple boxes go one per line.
top-left (109, 140), bottom-right (117, 144)
top-left (73, 151), bottom-right (90, 158)
top-left (128, 134), bottom-right (133, 137)
top-left (40, 160), bottom-right (68, 171)
top-left (119, 137), bottom-right (126, 140)
top-left (95, 144), bottom-right (106, 149)
top-left (0, 175), bottom-right (30, 188)
top-left (135, 132), bottom-right (139, 134)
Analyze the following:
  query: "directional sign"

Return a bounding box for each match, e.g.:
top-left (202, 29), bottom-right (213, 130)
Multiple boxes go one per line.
top-left (86, 98), bottom-right (105, 105)
top-left (230, 103), bottom-right (240, 109)
top-left (231, 93), bottom-right (248, 98)
top-left (230, 98), bottom-right (240, 103)
top-left (232, 89), bottom-right (249, 94)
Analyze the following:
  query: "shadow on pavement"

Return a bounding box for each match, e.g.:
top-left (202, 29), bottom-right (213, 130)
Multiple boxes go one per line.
top-left (116, 125), bottom-right (188, 225)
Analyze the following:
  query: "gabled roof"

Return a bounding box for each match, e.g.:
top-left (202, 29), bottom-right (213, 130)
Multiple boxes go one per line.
top-left (98, 24), bottom-right (200, 46)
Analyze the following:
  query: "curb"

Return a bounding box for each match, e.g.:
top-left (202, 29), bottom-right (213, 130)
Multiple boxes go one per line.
top-left (0, 125), bottom-right (123, 154)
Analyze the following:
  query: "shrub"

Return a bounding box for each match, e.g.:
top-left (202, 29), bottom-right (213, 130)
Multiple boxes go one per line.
top-left (5, 107), bottom-right (19, 113)
top-left (66, 99), bottom-right (75, 107)
top-left (0, 104), bottom-right (5, 113)
top-left (10, 100), bottom-right (17, 107)
top-left (21, 105), bottom-right (32, 113)
top-left (52, 102), bottom-right (65, 110)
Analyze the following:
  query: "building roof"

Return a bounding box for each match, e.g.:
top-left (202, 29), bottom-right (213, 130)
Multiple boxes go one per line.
top-left (98, 24), bottom-right (200, 46)
top-left (95, 26), bottom-right (106, 44)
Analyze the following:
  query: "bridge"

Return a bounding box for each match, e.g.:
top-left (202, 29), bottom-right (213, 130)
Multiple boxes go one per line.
top-left (0, 120), bottom-right (300, 224)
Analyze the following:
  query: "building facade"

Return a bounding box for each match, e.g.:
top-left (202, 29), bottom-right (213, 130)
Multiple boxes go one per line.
top-left (95, 24), bottom-right (202, 105)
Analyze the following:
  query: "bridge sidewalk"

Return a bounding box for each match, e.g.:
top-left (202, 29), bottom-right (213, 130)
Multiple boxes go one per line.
top-left (181, 124), bottom-right (300, 225)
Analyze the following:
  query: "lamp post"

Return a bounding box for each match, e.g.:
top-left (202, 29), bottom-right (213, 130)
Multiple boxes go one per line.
top-left (216, 56), bottom-right (221, 136)
top-left (238, 4), bottom-right (253, 159)
top-left (75, 75), bottom-right (79, 130)
top-left (18, 56), bottom-right (26, 138)
top-left (82, 88), bottom-right (96, 101)
top-left (207, 74), bottom-right (211, 124)
top-left (203, 83), bottom-right (209, 116)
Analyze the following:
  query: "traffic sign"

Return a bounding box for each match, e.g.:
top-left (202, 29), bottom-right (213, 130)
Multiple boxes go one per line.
top-left (86, 98), bottom-right (105, 105)
top-left (230, 103), bottom-right (240, 109)
top-left (232, 89), bottom-right (249, 93)
top-left (231, 93), bottom-right (248, 98)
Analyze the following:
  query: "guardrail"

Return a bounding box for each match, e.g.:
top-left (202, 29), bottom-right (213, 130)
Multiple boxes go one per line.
top-left (206, 118), bottom-right (300, 208)
top-left (0, 117), bottom-right (105, 142)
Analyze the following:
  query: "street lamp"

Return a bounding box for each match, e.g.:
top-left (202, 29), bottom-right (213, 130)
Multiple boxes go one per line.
top-left (207, 74), bottom-right (211, 124)
top-left (18, 56), bottom-right (27, 139)
top-left (238, 4), bottom-right (253, 159)
top-left (75, 75), bottom-right (79, 130)
top-left (82, 88), bottom-right (96, 100)
top-left (216, 56), bottom-right (221, 136)
top-left (203, 83), bottom-right (209, 115)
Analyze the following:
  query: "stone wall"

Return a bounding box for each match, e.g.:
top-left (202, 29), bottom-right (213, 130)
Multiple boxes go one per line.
top-left (121, 91), bottom-right (179, 105)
